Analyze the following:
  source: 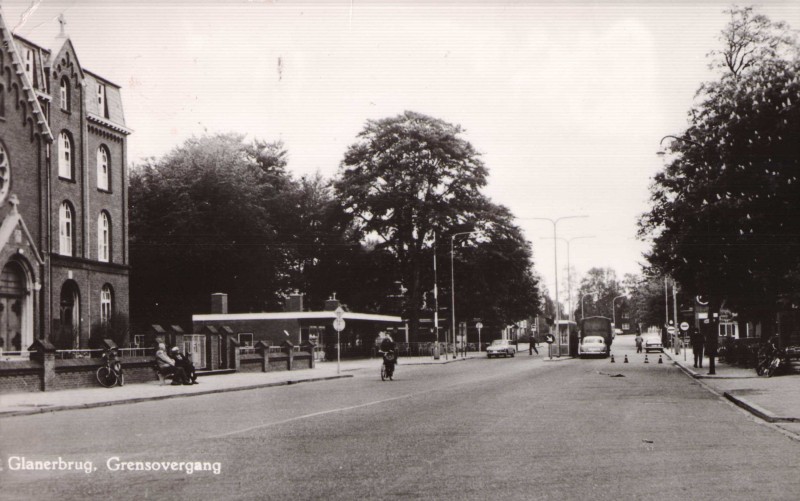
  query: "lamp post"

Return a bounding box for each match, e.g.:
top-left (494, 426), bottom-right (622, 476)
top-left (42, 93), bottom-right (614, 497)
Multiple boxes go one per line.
top-left (543, 236), bottom-right (595, 322)
top-left (581, 292), bottom-right (594, 322)
top-left (658, 134), bottom-right (716, 373)
top-left (451, 231), bottom-right (483, 359)
top-left (612, 294), bottom-right (626, 331)
top-left (530, 216), bottom-right (587, 356)
top-left (432, 234), bottom-right (442, 360)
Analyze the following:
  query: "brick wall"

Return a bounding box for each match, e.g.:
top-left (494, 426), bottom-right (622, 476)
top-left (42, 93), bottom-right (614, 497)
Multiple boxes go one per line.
top-left (0, 361), bottom-right (43, 394)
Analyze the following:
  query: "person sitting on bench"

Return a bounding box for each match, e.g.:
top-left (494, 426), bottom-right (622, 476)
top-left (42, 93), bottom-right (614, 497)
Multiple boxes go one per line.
top-left (155, 343), bottom-right (189, 385)
top-left (170, 346), bottom-right (198, 384)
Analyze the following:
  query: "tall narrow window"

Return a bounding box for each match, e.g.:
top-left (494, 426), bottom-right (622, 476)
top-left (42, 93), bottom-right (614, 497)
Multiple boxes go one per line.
top-left (97, 83), bottom-right (107, 118)
top-left (100, 285), bottom-right (113, 325)
top-left (97, 212), bottom-right (110, 262)
top-left (59, 77), bottom-right (69, 111)
top-left (23, 48), bottom-right (34, 84)
top-left (59, 202), bottom-right (74, 256)
top-left (0, 85), bottom-right (5, 118)
top-left (58, 132), bottom-right (73, 179)
top-left (97, 146), bottom-right (109, 190)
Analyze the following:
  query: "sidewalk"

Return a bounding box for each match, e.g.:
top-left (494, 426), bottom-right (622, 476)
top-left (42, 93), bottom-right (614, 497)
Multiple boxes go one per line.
top-left (664, 349), bottom-right (800, 439)
top-left (0, 353), bottom-right (481, 418)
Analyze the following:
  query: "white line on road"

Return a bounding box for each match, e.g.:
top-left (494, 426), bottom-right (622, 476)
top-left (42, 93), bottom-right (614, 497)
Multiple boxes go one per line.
top-left (208, 389), bottom-right (437, 439)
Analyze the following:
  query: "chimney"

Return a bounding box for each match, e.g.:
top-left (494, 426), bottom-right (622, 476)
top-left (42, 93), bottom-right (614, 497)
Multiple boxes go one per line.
top-left (324, 293), bottom-right (340, 311)
top-left (211, 293), bottom-right (228, 314)
top-left (285, 291), bottom-right (304, 312)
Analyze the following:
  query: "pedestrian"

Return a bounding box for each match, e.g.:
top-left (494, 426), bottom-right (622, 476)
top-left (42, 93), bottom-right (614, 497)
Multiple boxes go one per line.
top-left (171, 346), bottom-right (198, 384)
top-left (635, 332), bottom-right (643, 353)
top-left (689, 327), bottom-right (704, 368)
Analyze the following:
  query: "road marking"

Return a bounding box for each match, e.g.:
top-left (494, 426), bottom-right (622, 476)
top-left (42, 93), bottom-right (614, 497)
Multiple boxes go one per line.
top-left (208, 390), bottom-right (436, 439)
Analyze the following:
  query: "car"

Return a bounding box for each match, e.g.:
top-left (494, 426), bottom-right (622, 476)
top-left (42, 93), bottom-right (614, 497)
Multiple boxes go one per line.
top-left (578, 336), bottom-right (608, 358)
top-left (644, 335), bottom-right (663, 353)
top-left (487, 339), bottom-right (515, 358)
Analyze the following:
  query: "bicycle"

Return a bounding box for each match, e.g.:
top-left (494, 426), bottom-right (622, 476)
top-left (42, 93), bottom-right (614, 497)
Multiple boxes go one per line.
top-left (96, 347), bottom-right (124, 387)
top-left (380, 350), bottom-right (395, 381)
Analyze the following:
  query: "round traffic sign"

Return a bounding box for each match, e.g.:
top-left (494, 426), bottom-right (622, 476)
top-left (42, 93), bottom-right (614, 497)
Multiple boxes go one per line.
top-left (544, 334), bottom-right (555, 344)
top-left (333, 318), bottom-right (346, 331)
top-left (680, 322), bottom-right (690, 331)
top-left (667, 326), bottom-right (676, 334)
top-left (476, 322), bottom-right (483, 329)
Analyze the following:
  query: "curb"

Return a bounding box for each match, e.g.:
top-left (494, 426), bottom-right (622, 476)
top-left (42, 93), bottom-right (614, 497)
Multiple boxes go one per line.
top-left (723, 392), bottom-right (800, 423)
top-left (0, 374), bottom-right (353, 419)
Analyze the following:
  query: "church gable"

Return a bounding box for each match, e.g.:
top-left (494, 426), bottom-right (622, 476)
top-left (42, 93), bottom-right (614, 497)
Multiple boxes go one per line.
top-left (0, 13), bottom-right (53, 143)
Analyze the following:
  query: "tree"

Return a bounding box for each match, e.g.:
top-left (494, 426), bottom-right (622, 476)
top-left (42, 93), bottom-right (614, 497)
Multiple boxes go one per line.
top-left (640, 7), bottom-right (800, 335)
top-left (334, 111), bottom-right (538, 339)
top-left (575, 267), bottom-right (621, 321)
top-left (129, 133), bottom-right (295, 328)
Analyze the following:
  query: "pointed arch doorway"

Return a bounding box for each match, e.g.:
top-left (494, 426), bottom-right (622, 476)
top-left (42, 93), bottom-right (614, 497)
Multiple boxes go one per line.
top-left (0, 261), bottom-right (28, 352)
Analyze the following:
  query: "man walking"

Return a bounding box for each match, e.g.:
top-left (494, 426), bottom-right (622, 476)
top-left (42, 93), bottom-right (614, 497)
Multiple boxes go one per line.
top-left (635, 331), bottom-right (643, 353)
top-left (690, 326), bottom-right (704, 368)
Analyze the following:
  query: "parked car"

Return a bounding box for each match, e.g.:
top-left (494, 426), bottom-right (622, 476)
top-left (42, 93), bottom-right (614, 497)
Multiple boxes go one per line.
top-left (644, 335), bottom-right (663, 353)
top-left (578, 336), bottom-right (608, 358)
top-left (487, 339), bottom-right (516, 358)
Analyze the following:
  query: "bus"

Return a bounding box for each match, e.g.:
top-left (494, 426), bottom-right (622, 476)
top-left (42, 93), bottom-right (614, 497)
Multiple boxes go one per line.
top-left (579, 316), bottom-right (614, 357)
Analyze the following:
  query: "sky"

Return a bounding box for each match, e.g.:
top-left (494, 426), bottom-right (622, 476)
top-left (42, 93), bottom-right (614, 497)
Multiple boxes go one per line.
top-left (3, 0), bottom-right (799, 306)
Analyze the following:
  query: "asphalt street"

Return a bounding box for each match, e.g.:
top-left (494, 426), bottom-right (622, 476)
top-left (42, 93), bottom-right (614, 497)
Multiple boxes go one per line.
top-left (1, 336), bottom-right (798, 500)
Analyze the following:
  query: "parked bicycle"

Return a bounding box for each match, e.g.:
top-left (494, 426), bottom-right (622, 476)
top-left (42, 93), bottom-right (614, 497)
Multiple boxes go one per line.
top-left (96, 347), bottom-right (124, 387)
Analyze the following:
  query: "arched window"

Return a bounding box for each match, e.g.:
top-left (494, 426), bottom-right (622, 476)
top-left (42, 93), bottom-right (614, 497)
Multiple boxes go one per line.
top-left (59, 77), bottom-right (69, 111)
top-left (100, 284), bottom-right (113, 326)
top-left (58, 132), bottom-right (73, 179)
top-left (97, 145), bottom-right (109, 191)
top-left (97, 211), bottom-right (110, 262)
top-left (59, 202), bottom-right (74, 256)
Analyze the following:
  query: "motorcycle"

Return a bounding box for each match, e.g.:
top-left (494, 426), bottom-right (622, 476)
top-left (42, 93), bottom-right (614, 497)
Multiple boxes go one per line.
top-left (756, 338), bottom-right (788, 378)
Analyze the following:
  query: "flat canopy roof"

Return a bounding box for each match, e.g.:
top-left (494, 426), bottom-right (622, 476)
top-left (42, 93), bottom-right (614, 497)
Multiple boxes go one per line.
top-left (193, 311), bottom-right (403, 323)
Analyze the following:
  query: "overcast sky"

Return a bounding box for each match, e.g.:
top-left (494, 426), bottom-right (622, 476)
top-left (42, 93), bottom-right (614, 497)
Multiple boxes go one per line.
top-left (4, 0), bottom-right (799, 304)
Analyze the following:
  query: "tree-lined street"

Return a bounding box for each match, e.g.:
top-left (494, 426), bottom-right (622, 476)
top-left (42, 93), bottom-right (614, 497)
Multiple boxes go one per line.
top-left (2, 337), bottom-right (798, 500)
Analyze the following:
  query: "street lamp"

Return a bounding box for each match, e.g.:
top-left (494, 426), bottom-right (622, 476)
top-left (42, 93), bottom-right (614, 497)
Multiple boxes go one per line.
top-left (451, 231), bottom-right (483, 358)
top-left (529, 216), bottom-right (587, 356)
top-left (543, 235), bottom-right (595, 322)
top-left (580, 292), bottom-right (595, 321)
top-left (612, 294), bottom-right (626, 330)
top-left (657, 134), bottom-right (716, 373)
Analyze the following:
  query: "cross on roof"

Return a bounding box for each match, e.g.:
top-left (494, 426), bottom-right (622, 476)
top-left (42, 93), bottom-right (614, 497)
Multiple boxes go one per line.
top-left (57, 13), bottom-right (67, 37)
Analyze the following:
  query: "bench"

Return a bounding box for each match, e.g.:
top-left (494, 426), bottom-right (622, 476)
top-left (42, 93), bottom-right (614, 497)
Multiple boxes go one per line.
top-left (153, 362), bottom-right (175, 385)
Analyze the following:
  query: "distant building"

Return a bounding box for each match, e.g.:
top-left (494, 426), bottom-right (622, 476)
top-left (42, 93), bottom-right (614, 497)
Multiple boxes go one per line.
top-left (192, 293), bottom-right (403, 356)
top-left (0, 13), bottom-right (130, 353)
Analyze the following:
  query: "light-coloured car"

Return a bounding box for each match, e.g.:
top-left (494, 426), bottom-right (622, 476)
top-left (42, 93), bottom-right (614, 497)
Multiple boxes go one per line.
top-left (644, 335), bottom-right (663, 353)
top-left (578, 336), bottom-right (608, 358)
top-left (487, 339), bottom-right (516, 358)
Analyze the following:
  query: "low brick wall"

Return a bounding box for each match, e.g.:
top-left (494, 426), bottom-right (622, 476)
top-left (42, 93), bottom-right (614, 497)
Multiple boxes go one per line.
top-left (0, 360), bottom-right (43, 394)
top-left (240, 354), bottom-right (263, 373)
top-left (0, 356), bottom-right (157, 394)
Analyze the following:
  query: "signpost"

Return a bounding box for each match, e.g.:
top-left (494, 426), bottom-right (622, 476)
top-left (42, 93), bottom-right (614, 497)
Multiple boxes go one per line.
top-left (679, 322), bottom-right (689, 361)
top-left (333, 306), bottom-right (345, 375)
top-left (545, 333), bottom-right (555, 360)
top-left (476, 322), bottom-right (483, 352)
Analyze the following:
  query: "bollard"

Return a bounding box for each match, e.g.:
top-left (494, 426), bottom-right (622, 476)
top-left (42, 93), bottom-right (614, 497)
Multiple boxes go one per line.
top-left (644, 355), bottom-right (649, 364)
top-left (658, 355), bottom-right (663, 364)
top-left (624, 355), bottom-right (629, 363)
top-left (610, 354), bottom-right (615, 363)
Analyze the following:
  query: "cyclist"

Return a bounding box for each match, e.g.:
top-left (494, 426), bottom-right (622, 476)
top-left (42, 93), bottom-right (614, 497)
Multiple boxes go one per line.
top-left (378, 336), bottom-right (398, 380)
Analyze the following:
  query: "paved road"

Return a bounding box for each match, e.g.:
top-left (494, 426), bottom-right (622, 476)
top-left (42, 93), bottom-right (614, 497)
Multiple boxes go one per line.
top-left (1, 336), bottom-right (798, 500)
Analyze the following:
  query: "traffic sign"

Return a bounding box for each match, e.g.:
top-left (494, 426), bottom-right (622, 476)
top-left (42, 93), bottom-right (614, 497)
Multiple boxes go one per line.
top-left (334, 306), bottom-right (344, 320)
top-left (333, 318), bottom-right (345, 331)
top-left (680, 322), bottom-right (689, 331)
top-left (667, 326), bottom-right (676, 335)
top-left (475, 322), bottom-right (483, 330)
top-left (544, 334), bottom-right (555, 344)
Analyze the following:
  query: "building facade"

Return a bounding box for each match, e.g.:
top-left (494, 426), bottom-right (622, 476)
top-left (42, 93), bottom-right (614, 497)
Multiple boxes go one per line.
top-left (0, 13), bottom-right (130, 353)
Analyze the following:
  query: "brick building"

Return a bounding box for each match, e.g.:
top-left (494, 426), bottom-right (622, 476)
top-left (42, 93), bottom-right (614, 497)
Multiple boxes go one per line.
top-left (0, 13), bottom-right (130, 354)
